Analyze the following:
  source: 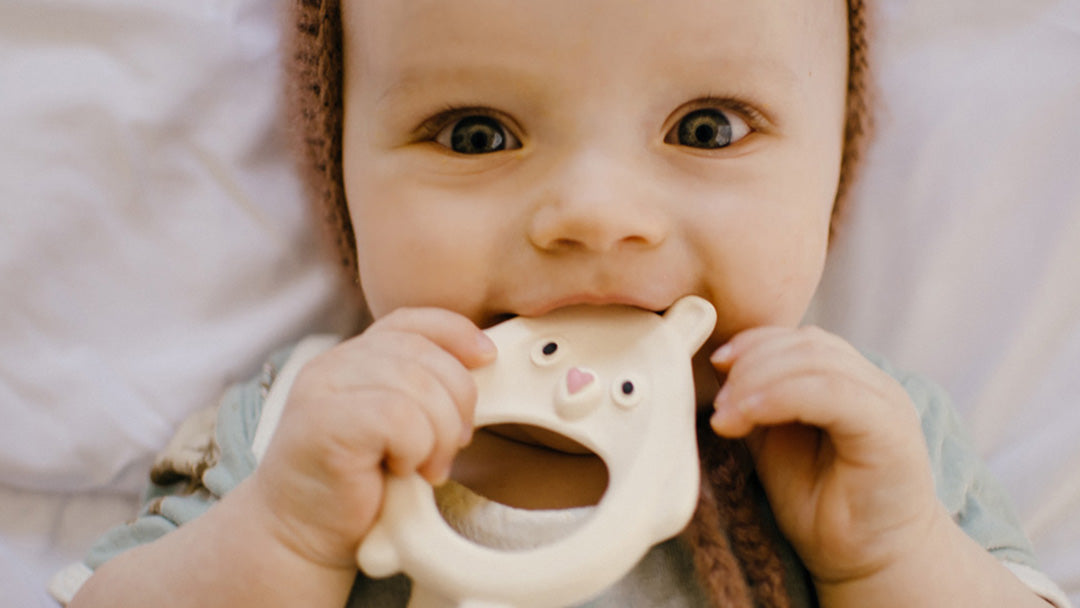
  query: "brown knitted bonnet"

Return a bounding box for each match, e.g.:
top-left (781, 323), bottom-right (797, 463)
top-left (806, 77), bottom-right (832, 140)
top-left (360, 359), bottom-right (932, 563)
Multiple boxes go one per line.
top-left (283, 2), bottom-right (872, 606)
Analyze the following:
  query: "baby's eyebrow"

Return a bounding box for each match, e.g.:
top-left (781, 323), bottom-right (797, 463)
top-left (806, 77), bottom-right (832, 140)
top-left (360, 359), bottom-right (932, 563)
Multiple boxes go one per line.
top-left (375, 64), bottom-right (550, 111)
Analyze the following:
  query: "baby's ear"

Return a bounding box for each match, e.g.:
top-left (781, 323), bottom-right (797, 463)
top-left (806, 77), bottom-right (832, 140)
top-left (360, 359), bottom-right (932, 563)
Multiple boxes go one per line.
top-left (662, 296), bottom-right (717, 354)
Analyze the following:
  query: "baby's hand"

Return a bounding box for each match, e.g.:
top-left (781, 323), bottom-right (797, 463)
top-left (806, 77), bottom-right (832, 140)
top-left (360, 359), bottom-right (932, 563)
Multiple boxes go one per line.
top-left (709, 326), bottom-right (943, 587)
top-left (248, 308), bottom-right (497, 571)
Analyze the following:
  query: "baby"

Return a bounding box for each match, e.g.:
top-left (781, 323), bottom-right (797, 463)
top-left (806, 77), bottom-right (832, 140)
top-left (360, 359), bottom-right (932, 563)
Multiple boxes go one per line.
top-left (61, 0), bottom-right (1067, 606)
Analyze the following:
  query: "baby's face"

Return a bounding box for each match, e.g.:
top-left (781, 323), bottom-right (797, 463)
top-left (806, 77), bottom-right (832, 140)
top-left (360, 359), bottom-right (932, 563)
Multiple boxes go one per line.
top-left (341, 0), bottom-right (848, 400)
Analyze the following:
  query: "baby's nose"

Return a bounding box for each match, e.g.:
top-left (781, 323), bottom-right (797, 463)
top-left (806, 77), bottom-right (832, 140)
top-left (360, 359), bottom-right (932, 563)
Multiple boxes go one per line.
top-left (527, 150), bottom-right (669, 253)
top-left (555, 366), bottom-right (603, 420)
top-left (529, 204), bottom-right (667, 253)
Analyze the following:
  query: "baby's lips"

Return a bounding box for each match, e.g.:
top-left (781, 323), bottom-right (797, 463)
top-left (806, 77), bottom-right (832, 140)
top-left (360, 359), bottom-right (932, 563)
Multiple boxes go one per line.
top-left (511, 292), bottom-right (675, 319)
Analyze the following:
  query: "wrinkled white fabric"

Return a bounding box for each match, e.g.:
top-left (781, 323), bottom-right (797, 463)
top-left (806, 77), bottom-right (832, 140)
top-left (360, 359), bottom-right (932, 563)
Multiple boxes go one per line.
top-left (0, 541), bottom-right (56, 608)
top-left (809, 0), bottom-right (1080, 603)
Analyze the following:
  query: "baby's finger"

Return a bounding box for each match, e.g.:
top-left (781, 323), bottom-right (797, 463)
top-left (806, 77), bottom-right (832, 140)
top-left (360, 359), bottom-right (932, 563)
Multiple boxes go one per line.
top-left (377, 307), bottom-right (497, 369)
top-left (713, 363), bottom-right (915, 464)
top-left (717, 327), bottom-right (864, 401)
top-left (315, 367), bottom-right (461, 486)
top-left (711, 327), bottom-right (867, 432)
top-left (307, 332), bottom-right (478, 460)
top-left (381, 332), bottom-right (480, 450)
top-left (368, 388), bottom-right (441, 478)
top-left (710, 325), bottom-right (793, 370)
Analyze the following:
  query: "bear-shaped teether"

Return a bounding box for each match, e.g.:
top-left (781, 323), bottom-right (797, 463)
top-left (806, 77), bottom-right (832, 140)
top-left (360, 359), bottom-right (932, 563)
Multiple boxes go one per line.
top-left (356, 295), bottom-right (716, 608)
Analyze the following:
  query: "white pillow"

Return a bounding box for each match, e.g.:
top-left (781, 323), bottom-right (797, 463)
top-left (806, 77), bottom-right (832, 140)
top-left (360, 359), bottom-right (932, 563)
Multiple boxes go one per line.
top-left (809, 0), bottom-right (1080, 603)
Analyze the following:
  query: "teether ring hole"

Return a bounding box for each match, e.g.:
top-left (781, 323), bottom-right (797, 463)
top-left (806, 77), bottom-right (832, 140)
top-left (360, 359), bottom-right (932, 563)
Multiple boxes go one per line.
top-left (447, 424), bottom-right (609, 516)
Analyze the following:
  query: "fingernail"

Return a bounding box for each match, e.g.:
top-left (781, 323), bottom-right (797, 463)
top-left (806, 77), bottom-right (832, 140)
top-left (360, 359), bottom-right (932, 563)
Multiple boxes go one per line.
top-left (476, 333), bottom-right (498, 357)
top-left (711, 344), bottom-right (733, 364)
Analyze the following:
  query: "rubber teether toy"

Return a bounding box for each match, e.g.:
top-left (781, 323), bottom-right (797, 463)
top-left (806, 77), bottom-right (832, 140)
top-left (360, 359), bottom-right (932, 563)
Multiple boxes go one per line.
top-left (356, 295), bottom-right (716, 607)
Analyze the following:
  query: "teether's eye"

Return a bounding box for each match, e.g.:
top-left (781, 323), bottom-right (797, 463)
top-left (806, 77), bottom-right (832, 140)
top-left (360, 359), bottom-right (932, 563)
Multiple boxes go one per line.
top-left (612, 375), bottom-right (645, 408)
top-left (530, 338), bottom-right (564, 366)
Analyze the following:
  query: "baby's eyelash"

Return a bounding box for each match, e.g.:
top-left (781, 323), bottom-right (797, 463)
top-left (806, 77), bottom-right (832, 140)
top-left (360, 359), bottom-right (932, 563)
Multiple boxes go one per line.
top-left (685, 96), bottom-right (773, 132)
top-left (411, 105), bottom-right (509, 141)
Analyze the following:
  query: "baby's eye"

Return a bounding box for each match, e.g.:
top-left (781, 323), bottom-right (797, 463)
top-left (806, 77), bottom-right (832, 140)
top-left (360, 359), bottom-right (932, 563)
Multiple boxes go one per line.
top-left (666, 107), bottom-right (751, 149)
top-left (435, 115), bottom-right (521, 155)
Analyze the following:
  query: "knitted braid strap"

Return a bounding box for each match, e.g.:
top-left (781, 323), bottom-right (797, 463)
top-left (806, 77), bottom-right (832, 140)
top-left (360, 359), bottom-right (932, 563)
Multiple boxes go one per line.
top-left (683, 460), bottom-right (756, 607)
top-left (686, 417), bottom-right (794, 608)
top-left (712, 445), bottom-right (791, 606)
top-left (834, 0), bottom-right (873, 232)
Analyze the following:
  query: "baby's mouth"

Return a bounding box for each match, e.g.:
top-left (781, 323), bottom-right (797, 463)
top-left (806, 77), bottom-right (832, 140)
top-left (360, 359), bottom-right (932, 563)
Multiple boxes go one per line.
top-left (484, 304), bottom-right (667, 329)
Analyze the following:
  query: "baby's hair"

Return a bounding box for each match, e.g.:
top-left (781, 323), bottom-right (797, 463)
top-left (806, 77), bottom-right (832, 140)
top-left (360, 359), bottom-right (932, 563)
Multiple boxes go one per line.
top-left (284, 2), bottom-right (872, 606)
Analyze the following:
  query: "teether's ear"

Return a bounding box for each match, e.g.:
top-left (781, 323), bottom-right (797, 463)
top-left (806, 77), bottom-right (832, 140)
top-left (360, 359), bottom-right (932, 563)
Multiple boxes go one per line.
top-left (662, 296), bottom-right (717, 354)
top-left (356, 523), bottom-right (402, 578)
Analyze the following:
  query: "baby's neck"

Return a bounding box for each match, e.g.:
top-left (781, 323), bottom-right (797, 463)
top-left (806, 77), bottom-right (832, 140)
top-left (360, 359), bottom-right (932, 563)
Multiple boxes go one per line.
top-left (449, 428), bottom-right (608, 510)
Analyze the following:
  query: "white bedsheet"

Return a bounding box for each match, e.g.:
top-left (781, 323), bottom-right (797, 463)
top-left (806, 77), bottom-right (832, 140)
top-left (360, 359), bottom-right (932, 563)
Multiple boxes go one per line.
top-left (1, 541), bottom-right (54, 608)
top-left (1, 0), bottom-right (1077, 605)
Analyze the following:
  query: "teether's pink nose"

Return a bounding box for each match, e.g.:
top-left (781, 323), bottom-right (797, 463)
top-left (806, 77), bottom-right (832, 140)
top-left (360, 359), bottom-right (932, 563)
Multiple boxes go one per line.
top-left (566, 367), bottom-right (595, 395)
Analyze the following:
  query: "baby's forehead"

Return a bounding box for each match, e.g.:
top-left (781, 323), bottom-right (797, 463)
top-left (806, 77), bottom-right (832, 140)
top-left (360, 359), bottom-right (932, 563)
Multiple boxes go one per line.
top-left (342, 0), bottom-right (848, 96)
